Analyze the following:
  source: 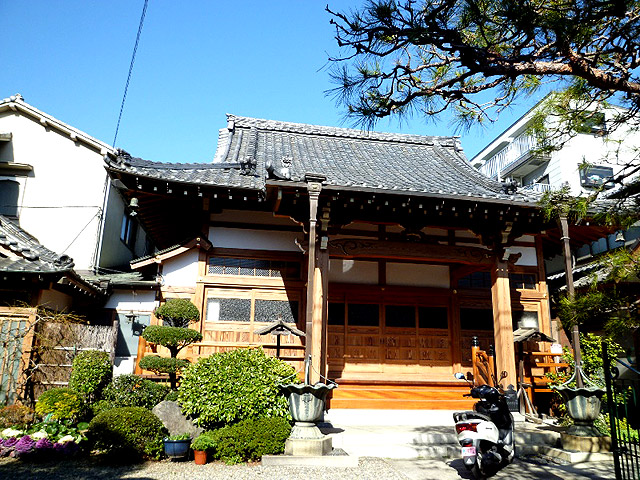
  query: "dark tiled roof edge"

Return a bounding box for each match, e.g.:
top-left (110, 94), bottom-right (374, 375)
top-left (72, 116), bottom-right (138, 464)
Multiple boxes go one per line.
top-left (226, 114), bottom-right (462, 148)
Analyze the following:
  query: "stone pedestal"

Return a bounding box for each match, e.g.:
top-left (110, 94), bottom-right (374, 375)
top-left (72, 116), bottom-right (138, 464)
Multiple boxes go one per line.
top-left (284, 436), bottom-right (333, 456)
top-left (561, 433), bottom-right (612, 453)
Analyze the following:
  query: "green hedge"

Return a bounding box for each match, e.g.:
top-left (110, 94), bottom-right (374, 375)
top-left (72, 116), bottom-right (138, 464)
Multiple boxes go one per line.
top-left (88, 407), bottom-right (166, 460)
top-left (102, 374), bottom-right (169, 410)
top-left (35, 387), bottom-right (86, 423)
top-left (208, 417), bottom-right (291, 463)
top-left (178, 348), bottom-right (296, 428)
top-left (69, 350), bottom-right (112, 401)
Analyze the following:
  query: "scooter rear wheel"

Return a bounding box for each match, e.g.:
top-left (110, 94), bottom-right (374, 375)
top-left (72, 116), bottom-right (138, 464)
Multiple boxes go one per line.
top-left (470, 461), bottom-right (485, 480)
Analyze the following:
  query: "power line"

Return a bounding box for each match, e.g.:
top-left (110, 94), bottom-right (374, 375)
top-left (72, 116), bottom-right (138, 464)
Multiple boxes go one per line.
top-left (113, 0), bottom-right (150, 147)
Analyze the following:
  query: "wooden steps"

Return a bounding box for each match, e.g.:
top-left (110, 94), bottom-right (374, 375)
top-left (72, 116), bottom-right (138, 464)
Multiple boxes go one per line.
top-left (328, 380), bottom-right (476, 410)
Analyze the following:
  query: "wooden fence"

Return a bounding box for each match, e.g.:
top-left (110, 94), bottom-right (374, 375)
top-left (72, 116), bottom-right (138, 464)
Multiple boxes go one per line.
top-left (0, 307), bottom-right (117, 405)
top-left (0, 307), bottom-right (37, 405)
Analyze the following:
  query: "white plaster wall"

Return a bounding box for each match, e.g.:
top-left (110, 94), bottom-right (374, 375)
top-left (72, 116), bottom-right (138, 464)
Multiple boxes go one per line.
top-left (0, 112), bottom-right (107, 270)
top-left (329, 259), bottom-right (378, 284)
top-left (104, 290), bottom-right (156, 311)
top-left (509, 246), bottom-right (538, 266)
top-left (386, 263), bottom-right (450, 288)
top-left (99, 185), bottom-right (148, 268)
top-left (0, 111), bottom-right (142, 271)
top-left (209, 227), bottom-right (301, 252)
top-left (162, 250), bottom-right (199, 287)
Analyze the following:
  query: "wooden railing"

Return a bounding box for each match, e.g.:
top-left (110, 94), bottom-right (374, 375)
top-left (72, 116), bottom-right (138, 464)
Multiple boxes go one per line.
top-left (471, 336), bottom-right (497, 387)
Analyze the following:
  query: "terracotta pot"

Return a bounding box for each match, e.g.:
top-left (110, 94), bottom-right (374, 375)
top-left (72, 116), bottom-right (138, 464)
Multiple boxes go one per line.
top-left (193, 450), bottom-right (207, 465)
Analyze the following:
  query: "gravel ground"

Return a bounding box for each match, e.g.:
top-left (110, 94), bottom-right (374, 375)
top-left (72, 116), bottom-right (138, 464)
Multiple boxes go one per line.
top-left (0, 457), bottom-right (409, 480)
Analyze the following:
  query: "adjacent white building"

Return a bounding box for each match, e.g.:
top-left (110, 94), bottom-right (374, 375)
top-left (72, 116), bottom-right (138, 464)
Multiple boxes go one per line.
top-left (470, 100), bottom-right (640, 196)
top-left (0, 94), bottom-right (149, 273)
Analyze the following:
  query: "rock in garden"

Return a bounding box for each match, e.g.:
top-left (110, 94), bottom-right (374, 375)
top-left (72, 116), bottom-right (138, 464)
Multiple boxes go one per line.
top-left (152, 401), bottom-right (202, 438)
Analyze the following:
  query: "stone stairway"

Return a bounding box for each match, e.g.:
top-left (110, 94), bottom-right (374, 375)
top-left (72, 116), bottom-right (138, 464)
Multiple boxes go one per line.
top-left (322, 409), bottom-right (563, 460)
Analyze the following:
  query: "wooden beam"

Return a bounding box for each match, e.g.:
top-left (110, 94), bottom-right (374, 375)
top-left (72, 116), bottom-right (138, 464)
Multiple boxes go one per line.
top-left (490, 260), bottom-right (517, 389)
top-left (327, 239), bottom-right (494, 265)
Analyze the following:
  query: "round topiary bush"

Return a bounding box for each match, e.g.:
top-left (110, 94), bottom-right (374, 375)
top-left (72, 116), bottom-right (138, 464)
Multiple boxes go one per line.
top-left (102, 374), bottom-right (169, 410)
top-left (178, 348), bottom-right (296, 428)
top-left (141, 326), bottom-right (203, 356)
top-left (141, 325), bottom-right (202, 390)
top-left (88, 406), bottom-right (166, 460)
top-left (138, 356), bottom-right (190, 375)
top-left (69, 350), bottom-right (112, 402)
top-left (154, 298), bottom-right (200, 327)
top-left (35, 387), bottom-right (86, 422)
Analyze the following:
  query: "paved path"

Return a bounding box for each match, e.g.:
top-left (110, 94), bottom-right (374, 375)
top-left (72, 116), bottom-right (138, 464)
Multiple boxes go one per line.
top-left (0, 455), bottom-right (615, 480)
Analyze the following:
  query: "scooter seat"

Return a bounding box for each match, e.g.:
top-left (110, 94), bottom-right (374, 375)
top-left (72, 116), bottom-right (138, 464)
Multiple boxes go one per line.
top-left (453, 411), bottom-right (492, 423)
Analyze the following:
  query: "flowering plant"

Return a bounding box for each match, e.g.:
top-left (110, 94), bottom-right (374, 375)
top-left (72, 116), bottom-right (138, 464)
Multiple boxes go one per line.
top-left (1, 428), bottom-right (23, 438)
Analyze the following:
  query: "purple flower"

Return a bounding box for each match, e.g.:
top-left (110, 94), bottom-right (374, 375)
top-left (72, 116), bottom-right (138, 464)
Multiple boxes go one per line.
top-left (53, 441), bottom-right (78, 455)
top-left (14, 435), bottom-right (35, 456)
top-left (35, 438), bottom-right (53, 450)
top-left (2, 437), bottom-right (18, 448)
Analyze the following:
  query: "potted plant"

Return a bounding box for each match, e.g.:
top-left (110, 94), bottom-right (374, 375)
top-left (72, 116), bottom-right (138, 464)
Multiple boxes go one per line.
top-left (163, 433), bottom-right (191, 460)
top-left (139, 299), bottom-right (203, 390)
top-left (191, 432), bottom-right (215, 465)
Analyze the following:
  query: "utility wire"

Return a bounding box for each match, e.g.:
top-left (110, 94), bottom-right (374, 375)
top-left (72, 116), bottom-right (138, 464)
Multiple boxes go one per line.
top-left (113, 0), bottom-right (150, 147)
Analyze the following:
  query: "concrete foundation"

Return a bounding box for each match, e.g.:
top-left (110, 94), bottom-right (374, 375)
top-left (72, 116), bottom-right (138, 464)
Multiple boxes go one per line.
top-left (261, 453), bottom-right (359, 467)
top-left (284, 435), bottom-right (333, 456)
top-left (560, 433), bottom-right (612, 453)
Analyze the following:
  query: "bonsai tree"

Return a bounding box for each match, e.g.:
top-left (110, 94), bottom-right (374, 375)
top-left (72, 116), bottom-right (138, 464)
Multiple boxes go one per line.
top-left (139, 299), bottom-right (202, 390)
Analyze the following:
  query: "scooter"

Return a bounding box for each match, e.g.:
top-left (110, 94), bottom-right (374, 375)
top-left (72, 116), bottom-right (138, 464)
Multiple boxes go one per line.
top-left (452, 373), bottom-right (515, 479)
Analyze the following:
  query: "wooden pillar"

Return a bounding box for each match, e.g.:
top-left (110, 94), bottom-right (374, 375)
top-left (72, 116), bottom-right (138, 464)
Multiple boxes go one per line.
top-left (490, 259), bottom-right (517, 389)
top-left (304, 174), bottom-right (325, 381)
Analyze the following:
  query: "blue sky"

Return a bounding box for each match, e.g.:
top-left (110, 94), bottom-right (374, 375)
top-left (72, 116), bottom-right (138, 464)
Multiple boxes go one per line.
top-left (2, 1), bottom-right (547, 164)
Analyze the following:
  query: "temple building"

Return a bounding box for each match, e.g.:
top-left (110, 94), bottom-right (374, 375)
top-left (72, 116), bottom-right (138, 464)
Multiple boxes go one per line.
top-left (104, 115), bottom-right (578, 409)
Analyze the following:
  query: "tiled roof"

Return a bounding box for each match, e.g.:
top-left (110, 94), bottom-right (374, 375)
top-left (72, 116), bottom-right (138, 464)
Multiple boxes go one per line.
top-left (106, 115), bottom-right (540, 204)
top-left (0, 215), bottom-right (75, 274)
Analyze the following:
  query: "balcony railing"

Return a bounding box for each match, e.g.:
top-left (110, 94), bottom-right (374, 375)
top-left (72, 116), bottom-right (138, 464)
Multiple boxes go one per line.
top-left (479, 134), bottom-right (540, 179)
top-left (521, 182), bottom-right (551, 193)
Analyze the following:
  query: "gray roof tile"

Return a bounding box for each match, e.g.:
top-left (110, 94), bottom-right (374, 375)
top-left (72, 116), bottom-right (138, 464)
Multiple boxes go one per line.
top-left (0, 215), bottom-right (75, 274)
top-left (106, 114), bottom-right (539, 203)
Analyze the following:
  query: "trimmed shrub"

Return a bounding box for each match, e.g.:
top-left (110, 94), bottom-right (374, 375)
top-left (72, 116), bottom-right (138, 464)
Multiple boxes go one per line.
top-left (209, 417), bottom-right (291, 463)
top-left (69, 350), bottom-right (112, 401)
top-left (0, 405), bottom-right (34, 429)
top-left (88, 407), bottom-right (166, 460)
top-left (154, 298), bottom-right (200, 327)
top-left (141, 325), bottom-right (202, 390)
top-left (138, 356), bottom-right (190, 375)
top-left (102, 374), bottom-right (169, 410)
top-left (178, 348), bottom-right (296, 428)
top-left (141, 326), bottom-right (203, 355)
top-left (35, 388), bottom-right (86, 422)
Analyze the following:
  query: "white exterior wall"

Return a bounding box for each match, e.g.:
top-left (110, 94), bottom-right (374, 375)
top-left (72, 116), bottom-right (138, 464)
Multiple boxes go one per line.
top-left (387, 263), bottom-right (450, 288)
top-left (329, 259), bottom-right (378, 284)
top-left (162, 250), bottom-right (199, 288)
top-left (209, 227), bottom-right (301, 252)
top-left (0, 109), bottom-right (146, 271)
top-left (104, 290), bottom-right (157, 311)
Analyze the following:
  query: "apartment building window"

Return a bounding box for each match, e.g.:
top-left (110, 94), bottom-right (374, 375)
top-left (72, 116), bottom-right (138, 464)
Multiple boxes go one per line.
top-left (580, 165), bottom-right (614, 189)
